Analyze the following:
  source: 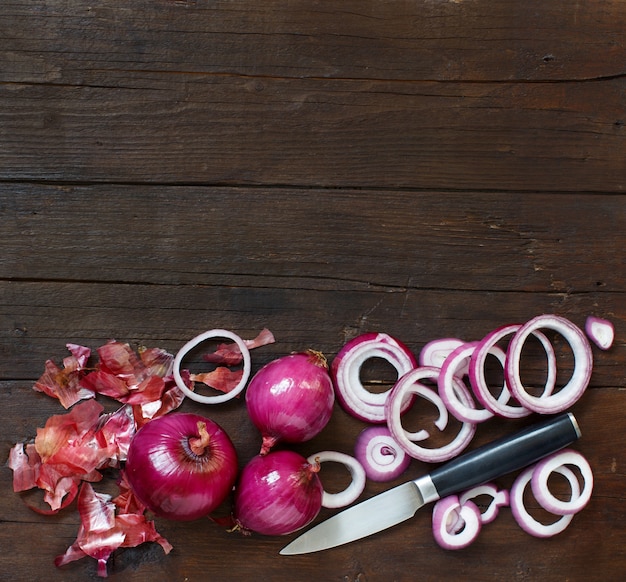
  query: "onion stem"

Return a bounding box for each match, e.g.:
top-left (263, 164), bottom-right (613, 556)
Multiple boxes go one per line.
top-left (188, 422), bottom-right (211, 456)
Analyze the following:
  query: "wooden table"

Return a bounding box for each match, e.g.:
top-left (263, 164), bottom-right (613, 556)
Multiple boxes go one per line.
top-left (1, 2), bottom-right (624, 580)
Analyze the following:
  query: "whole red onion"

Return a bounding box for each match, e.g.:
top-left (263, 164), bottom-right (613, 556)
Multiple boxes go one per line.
top-left (245, 350), bottom-right (334, 454)
top-left (233, 450), bottom-right (323, 536)
top-left (125, 412), bottom-right (238, 521)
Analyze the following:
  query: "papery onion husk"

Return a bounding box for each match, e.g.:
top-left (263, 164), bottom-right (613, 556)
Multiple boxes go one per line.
top-left (233, 450), bottom-right (323, 536)
top-left (245, 350), bottom-right (334, 455)
top-left (125, 413), bottom-right (238, 521)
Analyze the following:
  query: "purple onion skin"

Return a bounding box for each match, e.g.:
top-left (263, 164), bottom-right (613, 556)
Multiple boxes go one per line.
top-left (125, 413), bottom-right (238, 521)
top-left (245, 351), bottom-right (334, 454)
top-left (234, 450), bottom-right (323, 536)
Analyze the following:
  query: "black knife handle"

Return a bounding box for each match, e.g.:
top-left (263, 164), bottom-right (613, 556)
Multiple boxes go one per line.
top-left (428, 412), bottom-right (581, 500)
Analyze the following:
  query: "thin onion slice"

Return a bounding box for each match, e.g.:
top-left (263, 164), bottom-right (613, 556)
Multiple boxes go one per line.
top-left (438, 342), bottom-right (494, 423)
top-left (307, 451), bottom-right (366, 509)
top-left (419, 338), bottom-right (468, 374)
top-left (531, 449), bottom-right (593, 515)
top-left (432, 496), bottom-right (482, 550)
top-left (458, 483), bottom-right (510, 525)
top-left (173, 329), bottom-right (251, 404)
top-left (353, 426), bottom-right (411, 482)
top-left (510, 464), bottom-right (580, 537)
top-left (469, 324), bottom-right (557, 419)
top-left (331, 333), bottom-right (417, 423)
top-left (385, 366), bottom-right (476, 463)
top-left (505, 314), bottom-right (592, 414)
top-left (585, 316), bottom-right (614, 350)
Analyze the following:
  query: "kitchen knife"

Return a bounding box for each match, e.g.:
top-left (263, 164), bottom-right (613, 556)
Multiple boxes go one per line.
top-left (280, 412), bottom-right (580, 555)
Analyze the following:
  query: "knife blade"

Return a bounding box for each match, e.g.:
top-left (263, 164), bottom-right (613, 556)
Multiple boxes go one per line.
top-left (280, 412), bottom-right (580, 555)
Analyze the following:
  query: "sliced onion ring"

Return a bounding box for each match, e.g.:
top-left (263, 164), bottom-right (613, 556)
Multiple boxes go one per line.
top-left (385, 366), bottom-right (476, 463)
top-left (331, 332), bottom-right (417, 423)
top-left (510, 464), bottom-right (580, 538)
top-left (458, 483), bottom-right (510, 524)
top-left (172, 329), bottom-right (251, 404)
top-left (469, 324), bottom-right (557, 419)
top-left (354, 426), bottom-right (411, 482)
top-left (439, 342), bottom-right (493, 423)
top-left (307, 451), bottom-right (366, 509)
top-left (585, 316), bottom-right (614, 350)
top-left (432, 496), bottom-right (482, 550)
top-left (419, 338), bottom-right (467, 373)
top-left (531, 449), bottom-right (593, 515)
top-left (505, 314), bottom-right (593, 414)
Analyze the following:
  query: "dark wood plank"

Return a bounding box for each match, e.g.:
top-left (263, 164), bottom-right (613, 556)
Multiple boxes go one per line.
top-left (1, 186), bottom-right (625, 292)
top-left (2, 0), bottom-right (625, 83)
top-left (0, 76), bottom-right (624, 190)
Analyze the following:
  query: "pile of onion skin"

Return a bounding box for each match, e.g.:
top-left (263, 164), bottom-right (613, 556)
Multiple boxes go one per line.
top-left (6, 314), bottom-right (612, 575)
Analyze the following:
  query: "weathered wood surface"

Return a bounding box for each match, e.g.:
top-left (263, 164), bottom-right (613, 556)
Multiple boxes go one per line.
top-left (1, 2), bottom-right (625, 581)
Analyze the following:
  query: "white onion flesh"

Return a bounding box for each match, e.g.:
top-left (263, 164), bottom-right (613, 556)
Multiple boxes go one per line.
top-left (585, 316), bottom-right (615, 350)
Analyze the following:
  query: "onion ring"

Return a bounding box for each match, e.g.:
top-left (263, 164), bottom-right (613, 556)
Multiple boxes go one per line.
top-left (510, 464), bottom-right (580, 538)
top-left (458, 483), bottom-right (510, 524)
top-left (438, 342), bottom-right (494, 423)
top-left (331, 332), bottom-right (417, 423)
top-left (469, 324), bottom-right (557, 419)
top-left (172, 329), bottom-right (251, 404)
top-left (531, 449), bottom-right (593, 515)
top-left (505, 314), bottom-right (592, 414)
top-left (432, 496), bottom-right (482, 550)
top-left (419, 338), bottom-right (467, 373)
top-left (385, 366), bottom-right (476, 463)
top-left (354, 426), bottom-right (411, 482)
top-left (307, 451), bottom-right (366, 509)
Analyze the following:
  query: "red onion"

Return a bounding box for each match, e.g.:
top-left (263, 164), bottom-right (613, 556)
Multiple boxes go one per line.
top-left (234, 450), bottom-right (323, 536)
top-left (245, 350), bottom-right (334, 455)
top-left (585, 315), bottom-right (614, 350)
top-left (125, 413), bottom-right (238, 521)
top-left (306, 451), bottom-right (366, 508)
top-left (432, 495), bottom-right (482, 550)
top-left (505, 314), bottom-right (592, 414)
top-left (354, 425), bottom-right (411, 482)
top-left (331, 332), bottom-right (417, 423)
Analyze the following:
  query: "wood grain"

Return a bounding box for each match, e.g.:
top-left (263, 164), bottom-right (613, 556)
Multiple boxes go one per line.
top-left (1, 1), bottom-right (624, 580)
